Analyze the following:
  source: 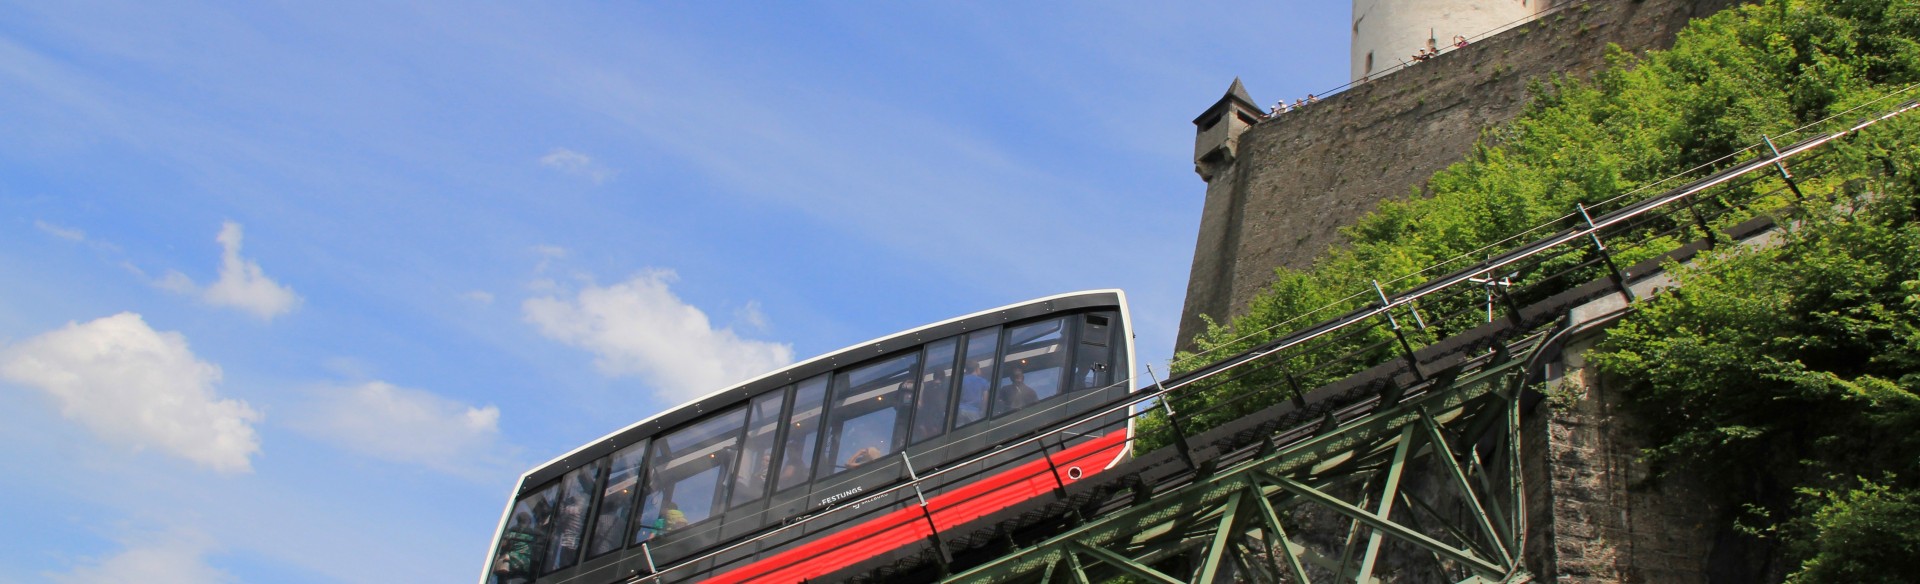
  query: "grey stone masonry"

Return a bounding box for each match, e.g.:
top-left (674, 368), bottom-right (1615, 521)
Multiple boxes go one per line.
top-left (1523, 337), bottom-right (1724, 583)
top-left (1177, 0), bottom-right (1739, 351)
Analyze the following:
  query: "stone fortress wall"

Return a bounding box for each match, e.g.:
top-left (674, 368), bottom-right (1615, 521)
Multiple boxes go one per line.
top-left (1178, 0), bottom-right (1739, 350)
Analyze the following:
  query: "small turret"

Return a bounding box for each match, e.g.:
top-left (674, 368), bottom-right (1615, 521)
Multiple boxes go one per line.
top-left (1192, 78), bottom-right (1264, 182)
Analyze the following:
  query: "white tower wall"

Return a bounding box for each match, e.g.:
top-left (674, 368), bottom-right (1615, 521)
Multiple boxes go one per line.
top-left (1351, 0), bottom-right (1543, 81)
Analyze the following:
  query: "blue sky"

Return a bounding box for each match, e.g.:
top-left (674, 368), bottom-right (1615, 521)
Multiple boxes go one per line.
top-left (0, 2), bottom-right (1349, 582)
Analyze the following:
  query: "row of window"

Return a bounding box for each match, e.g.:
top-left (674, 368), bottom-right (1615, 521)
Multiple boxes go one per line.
top-left (487, 312), bottom-right (1118, 583)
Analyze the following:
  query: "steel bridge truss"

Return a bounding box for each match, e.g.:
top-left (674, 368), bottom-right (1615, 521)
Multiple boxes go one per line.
top-left (943, 339), bottom-right (1537, 584)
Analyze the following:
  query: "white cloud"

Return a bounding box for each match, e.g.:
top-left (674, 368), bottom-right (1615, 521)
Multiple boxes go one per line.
top-left (733, 300), bottom-right (769, 331)
top-left (36, 219), bottom-right (121, 252)
top-left (524, 270), bottom-right (794, 402)
top-left (538, 147), bottom-right (614, 183)
top-left (35, 219), bottom-right (86, 241)
top-left (155, 270), bottom-right (198, 294)
top-left (47, 529), bottom-right (230, 584)
top-left (204, 222), bottom-right (300, 319)
top-left (0, 313), bottom-right (262, 473)
top-left (462, 290), bottom-right (495, 305)
top-left (531, 244), bottom-right (568, 274)
top-left (161, 221), bottom-right (300, 320)
top-left (292, 380), bottom-right (503, 476)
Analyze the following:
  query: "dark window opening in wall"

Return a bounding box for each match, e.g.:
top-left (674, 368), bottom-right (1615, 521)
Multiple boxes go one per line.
top-left (1197, 114), bottom-right (1222, 133)
top-left (1199, 150), bottom-right (1227, 166)
top-left (1365, 52), bottom-right (1374, 76)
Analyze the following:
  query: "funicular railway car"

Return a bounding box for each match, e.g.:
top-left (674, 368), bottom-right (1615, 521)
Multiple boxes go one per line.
top-left (483, 290), bottom-right (1137, 584)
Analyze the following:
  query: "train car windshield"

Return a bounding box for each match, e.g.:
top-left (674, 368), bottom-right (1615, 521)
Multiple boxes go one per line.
top-left (822, 353), bottom-right (918, 477)
top-left (488, 484), bottom-right (558, 584)
top-left (953, 327), bottom-right (1001, 428)
top-left (542, 460), bottom-right (602, 573)
top-left (730, 391), bottom-right (786, 508)
top-left (910, 338), bottom-right (959, 443)
top-left (585, 441), bottom-right (647, 559)
top-left (633, 408), bottom-right (746, 543)
top-left (991, 317), bottom-right (1068, 417)
top-left (775, 376), bottom-right (828, 491)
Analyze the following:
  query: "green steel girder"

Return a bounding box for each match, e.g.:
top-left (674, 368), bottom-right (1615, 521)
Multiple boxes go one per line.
top-left (1266, 472), bottom-right (1503, 578)
top-left (939, 345), bottom-right (1535, 584)
top-left (1194, 492), bottom-right (1245, 584)
top-left (1354, 426), bottom-right (1415, 583)
top-left (1246, 475), bottom-right (1312, 584)
top-left (1071, 542), bottom-right (1184, 584)
top-left (1417, 407), bottom-right (1512, 567)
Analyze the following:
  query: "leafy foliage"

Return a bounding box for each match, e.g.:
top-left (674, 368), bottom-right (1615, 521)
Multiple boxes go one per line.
top-left (1786, 479), bottom-right (1920, 583)
top-left (1592, 116), bottom-right (1920, 582)
top-left (1157, 1), bottom-right (1920, 578)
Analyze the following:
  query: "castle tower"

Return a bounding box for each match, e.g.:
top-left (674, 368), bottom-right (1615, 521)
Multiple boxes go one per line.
top-left (1351, 0), bottom-right (1544, 81)
top-left (1192, 77), bottom-right (1263, 182)
top-left (1179, 78), bottom-right (1266, 349)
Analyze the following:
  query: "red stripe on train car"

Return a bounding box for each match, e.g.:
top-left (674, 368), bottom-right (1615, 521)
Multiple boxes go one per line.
top-left (704, 430), bottom-right (1130, 584)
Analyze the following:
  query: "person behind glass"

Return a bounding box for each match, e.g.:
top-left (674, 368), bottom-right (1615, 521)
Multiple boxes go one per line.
top-left (845, 445), bottom-right (883, 470)
top-left (997, 366), bottom-right (1039, 413)
top-left (662, 501), bottom-right (688, 530)
top-left (736, 451), bottom-right (771, 499)
top-left (778, 461), bottom-right (804, 486)
top-left (493, 511), bottom-right (539, 583)
top-left (550, 473), bottom-right (592, 568)
top-left (634, 492), bottom-right (665, 543)
top-left (893, 377), bottom-right (916, 409)
top-left (956, 362), bottom-right (990, 425)
top-left (589, 476), bottom-right (633, 555)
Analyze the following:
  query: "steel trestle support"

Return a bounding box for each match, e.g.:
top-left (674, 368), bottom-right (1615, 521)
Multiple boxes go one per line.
top-left (939, 344), bottom-right (1536, 584)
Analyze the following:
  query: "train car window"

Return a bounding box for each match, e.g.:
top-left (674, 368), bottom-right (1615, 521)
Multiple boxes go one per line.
top-left (776, 375), bottom-right (829, 492)
top-left (487, 483), bottom-right (559, 584)
top-left (586, 441), bottom-right (647, 558)
top-left (1070, 312), bottom-right (1115, 391)
top-left (729, 390), bottom-right (786, 508)
top-left (633, 407), bottom-right (747, 544)
top-left (952, 327), bottom-right (1001, 428)
top-left (543, 459), bottom-right (604, 574)
top-left (990, 317), bottom-right (1068, 418)
top-left (822, 353), bottom-right (918, 477)
top-left (910, 337), bottom-right (959, 443)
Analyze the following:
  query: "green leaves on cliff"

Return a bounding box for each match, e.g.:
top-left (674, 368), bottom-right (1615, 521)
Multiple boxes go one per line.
top-left (1163, 0), bottom-right (1920, 577)
top-left (1591, 118), bottom-right (1920, 582)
